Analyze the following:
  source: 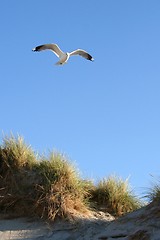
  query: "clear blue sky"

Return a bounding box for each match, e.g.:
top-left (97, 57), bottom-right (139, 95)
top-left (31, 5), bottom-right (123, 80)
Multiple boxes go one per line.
top-left (1, 1), bottom-right (160, 196)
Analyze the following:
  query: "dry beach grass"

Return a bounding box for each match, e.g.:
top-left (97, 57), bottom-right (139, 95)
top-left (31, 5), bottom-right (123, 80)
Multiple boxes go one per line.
top-left (0, 134), bottom-right (146, 221)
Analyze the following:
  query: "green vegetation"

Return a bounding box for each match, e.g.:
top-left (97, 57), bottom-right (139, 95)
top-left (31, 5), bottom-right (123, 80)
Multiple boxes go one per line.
top-left (90, 176), bottom-right (142, 216)
top-left (145, 181), bottom-right (160, 202)
top-left (0, 135), bottom-right (144, 220)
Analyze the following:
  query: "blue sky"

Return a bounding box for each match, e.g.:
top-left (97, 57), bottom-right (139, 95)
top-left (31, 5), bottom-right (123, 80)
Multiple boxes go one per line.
top-left (1, 1), bottom-right (160, 196)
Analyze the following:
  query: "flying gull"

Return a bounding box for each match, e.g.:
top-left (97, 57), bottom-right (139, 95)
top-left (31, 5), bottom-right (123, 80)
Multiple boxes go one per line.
top-left (32, 43), bottom-right (94, 65)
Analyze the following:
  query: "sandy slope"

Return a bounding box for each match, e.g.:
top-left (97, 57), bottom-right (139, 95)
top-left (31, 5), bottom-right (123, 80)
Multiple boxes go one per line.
top-left (0, 202), bottom-right (160, 240)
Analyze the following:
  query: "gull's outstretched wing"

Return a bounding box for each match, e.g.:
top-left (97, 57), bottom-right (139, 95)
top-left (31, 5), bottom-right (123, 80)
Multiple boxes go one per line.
top-left (69, 49), bottom-right (94, 61)
top-left (32, 44), bottom-right (64, 57)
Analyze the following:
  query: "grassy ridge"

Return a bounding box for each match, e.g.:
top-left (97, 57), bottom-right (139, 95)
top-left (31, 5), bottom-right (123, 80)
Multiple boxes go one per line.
top-left (0, 135), bottom-right (143, 220)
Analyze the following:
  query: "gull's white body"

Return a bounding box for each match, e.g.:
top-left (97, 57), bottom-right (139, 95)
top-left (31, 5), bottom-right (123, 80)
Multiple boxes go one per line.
top-left (32, 43), bottom-right (94, 65)
top-left (56, 52), bottom-right (69, 65)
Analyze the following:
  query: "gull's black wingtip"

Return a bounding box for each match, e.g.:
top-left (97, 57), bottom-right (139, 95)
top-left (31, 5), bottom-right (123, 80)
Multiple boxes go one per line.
top-left (32, 45), bottom-right (44, 52)
top-left (87, 53), bottom-right (94, 61)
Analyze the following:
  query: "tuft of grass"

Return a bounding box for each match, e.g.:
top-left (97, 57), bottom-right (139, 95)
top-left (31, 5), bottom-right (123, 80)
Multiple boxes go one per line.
top-left (91, 175), bottom-right (142, 216)
top-left (0, 135), bottom-right (38, 217)
top-left (0, 134), bottom-right (37, 170)
top-left (145, 181), bottom-right (160, 203)
top-left (35, 152), bottom-right (89, 220)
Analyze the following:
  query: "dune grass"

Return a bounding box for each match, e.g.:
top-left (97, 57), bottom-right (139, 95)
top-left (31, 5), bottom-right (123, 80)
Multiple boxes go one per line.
top-left (35, 153), bottom-right (90, 219)
top-left (0, 135), bottom-right (143, 220)
top-left (0, 135), bottom-right (89, 220)
top-left (145, 180), bottom-right (160, 203)
top-left (90, 176), bottom-right (142, 216)
top-left (0, 135), bottom-right (36, 169)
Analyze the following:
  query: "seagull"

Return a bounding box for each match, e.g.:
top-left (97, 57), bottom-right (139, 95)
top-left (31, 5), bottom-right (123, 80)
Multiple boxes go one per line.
top-left (32, 43), bottom-right (94, 65)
